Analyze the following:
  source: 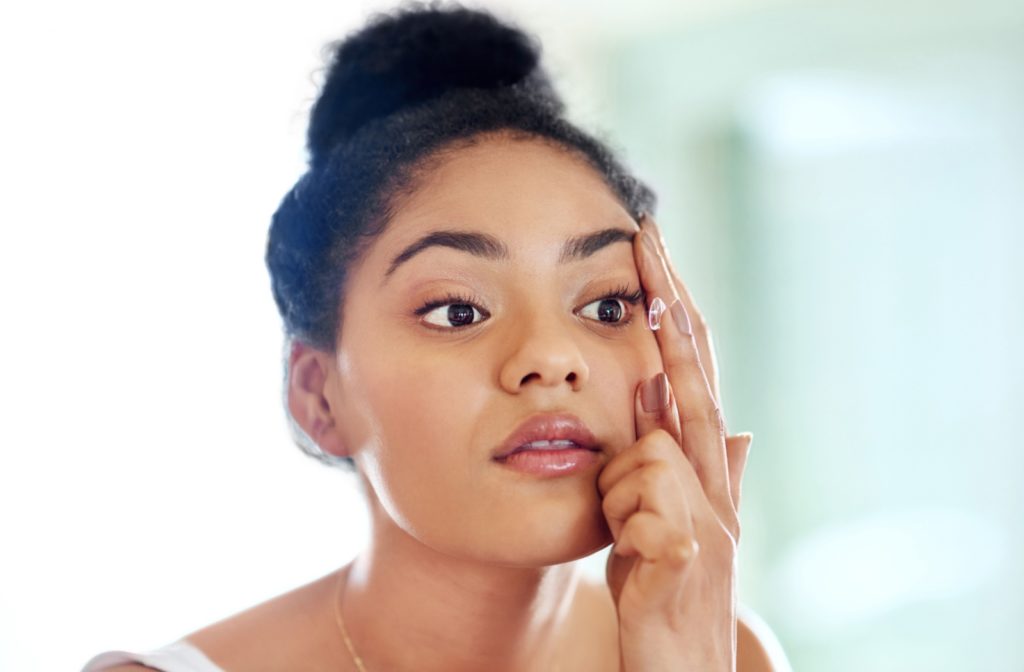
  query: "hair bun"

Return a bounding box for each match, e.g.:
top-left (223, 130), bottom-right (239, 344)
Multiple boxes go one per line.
top-left (307, 3), bottom-right (553, 168)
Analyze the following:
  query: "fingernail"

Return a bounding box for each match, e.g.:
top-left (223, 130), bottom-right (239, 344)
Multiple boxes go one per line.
top-left (641, 229), bottom-right (658, 257)
top-left (641, 372), bottom-right (671, 412)
top-left (647, 296), bottom-right (667, 331)
top-left (670, 299), bottom-right (692, 336)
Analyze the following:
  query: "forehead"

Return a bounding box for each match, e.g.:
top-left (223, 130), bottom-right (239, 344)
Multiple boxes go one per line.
top-left (378, 136), bottom-right (635, 252)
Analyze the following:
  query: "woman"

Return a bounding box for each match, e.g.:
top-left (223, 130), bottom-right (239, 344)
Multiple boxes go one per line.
top-left (84, 4), bottom-right (787, 671)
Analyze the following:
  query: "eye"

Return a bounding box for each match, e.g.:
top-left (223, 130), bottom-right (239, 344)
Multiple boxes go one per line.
top-left (579, 297), bottom-right (628, 324)
top-left (422, 303), bottom-right (487, 328)
top-left (415, 292), bottom-right (489, 330)
top-left (577, 285), bottom-right (645, 328)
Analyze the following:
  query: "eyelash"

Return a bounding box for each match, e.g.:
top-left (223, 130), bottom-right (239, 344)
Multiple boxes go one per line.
top-left (413, 284), bottom-right (647, 332)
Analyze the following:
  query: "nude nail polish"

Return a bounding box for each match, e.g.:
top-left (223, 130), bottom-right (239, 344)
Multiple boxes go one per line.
top-left (641, 372), bottom-right (670, 412)
top-left (641, 229), bottom-right (658, 257)
top-left (670, 299), bottom-right (692, 336)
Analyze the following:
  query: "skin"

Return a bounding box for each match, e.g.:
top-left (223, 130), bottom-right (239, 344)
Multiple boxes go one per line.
top-left (601, 220), bottom-right (749, 669)
top-left (325, 136), bottom-right (660, 572)
top-left (130, 133), bottom-right (784, 672)
top-left (304, 134), bottom-right (661, 671)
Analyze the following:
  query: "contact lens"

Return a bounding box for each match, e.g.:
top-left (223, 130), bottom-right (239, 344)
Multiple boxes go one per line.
top-left (648, 297), bottom-right (667, 331)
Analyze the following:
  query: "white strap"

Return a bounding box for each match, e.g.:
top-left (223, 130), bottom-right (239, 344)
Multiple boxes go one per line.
top-left (81, 640), bottom-right (224, 672)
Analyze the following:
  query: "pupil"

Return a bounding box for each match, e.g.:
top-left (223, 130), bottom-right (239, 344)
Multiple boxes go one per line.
top-left (597, 299), bottom-right (622, 322)
top-left (448, 304), bottom-right (475, 326)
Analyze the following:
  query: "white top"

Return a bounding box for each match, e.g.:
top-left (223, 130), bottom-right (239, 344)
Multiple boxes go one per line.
top-left (81, 640), bottom-right (224, 672)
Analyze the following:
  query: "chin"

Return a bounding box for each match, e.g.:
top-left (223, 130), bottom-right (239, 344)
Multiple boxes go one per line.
top-left (385, 467), bottom-right (616, 567)
top-left (480, 496), bottom-right (614, 568)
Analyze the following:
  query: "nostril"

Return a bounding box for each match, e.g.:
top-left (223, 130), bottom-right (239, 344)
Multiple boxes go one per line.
top-left (520, 372), bottom-right (542, 386)
top-left (517, 371), bottom-right (577, 387)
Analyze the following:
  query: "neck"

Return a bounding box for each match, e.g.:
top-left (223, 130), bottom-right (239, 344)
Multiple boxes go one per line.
top-left (339, 498), bottom-right (584, 672)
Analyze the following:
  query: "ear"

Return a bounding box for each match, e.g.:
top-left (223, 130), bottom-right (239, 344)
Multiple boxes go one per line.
top-left (287, 340), bottom-right (349, 459)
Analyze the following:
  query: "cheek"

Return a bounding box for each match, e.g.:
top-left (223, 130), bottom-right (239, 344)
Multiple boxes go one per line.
top-left (367, 351), bottom-right (483, 452)
top-left (345, 339), bottom-right (487, 516)
top-left (346, 342), bottom-right (514, 558)
top-left (593, 328), bottom-right (663, 394)
top-left (581, 329), bottom-right (663, 446)
top-left (635, 325), bottom-right (664, 374)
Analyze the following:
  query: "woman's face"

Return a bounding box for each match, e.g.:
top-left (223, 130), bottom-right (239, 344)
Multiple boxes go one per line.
top-left (326, 135), bottom-right (662, 566)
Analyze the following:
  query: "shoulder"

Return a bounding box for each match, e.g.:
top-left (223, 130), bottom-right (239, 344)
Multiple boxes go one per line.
top-left (183, 568), bottom-right (345, 670)
top-left (737, 603), bottom-right (793, 672)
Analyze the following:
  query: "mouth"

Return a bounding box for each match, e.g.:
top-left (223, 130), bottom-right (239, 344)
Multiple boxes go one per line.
top-left (502, 439), bottom-right (592, 455)
top-left (492, 413), bottom-right (602, 462)
top-left (494, 444), bottom-right (601, 477)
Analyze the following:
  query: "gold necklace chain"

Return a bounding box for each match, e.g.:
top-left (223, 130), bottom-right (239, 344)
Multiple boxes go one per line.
top-left (333, 568), bottom-right (368, 672)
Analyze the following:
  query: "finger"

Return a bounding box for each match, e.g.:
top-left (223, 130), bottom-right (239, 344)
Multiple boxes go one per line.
top-left (635, 372), bottom-right (682, 450)
top-left (635, 228), bottom-right (734, 522)
top-left (639, 213), bottom-right (722, 411)
top-left (615, 510), bottom-right (698, 565)
top-left (633, 372), bottom-right (704, 512)
top-left (613, 510), bottom-right (699, 600)
top-left (601, 450), bottom-right (689, 542)
top-left (725, 433), bottom-right (753, 515)
top-left (598, 430), bottom-right (716, 527)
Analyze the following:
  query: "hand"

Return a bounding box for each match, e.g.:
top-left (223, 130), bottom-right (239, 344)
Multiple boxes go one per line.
top-left (598, 213), bottom-right (753, 671)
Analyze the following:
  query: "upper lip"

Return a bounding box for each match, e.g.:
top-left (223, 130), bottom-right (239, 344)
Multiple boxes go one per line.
top-left (492, 413), bottom-right (601, 460)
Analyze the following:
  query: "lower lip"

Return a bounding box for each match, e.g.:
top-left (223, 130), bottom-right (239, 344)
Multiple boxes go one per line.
top-left (494, 448), bottom-right (600, 477)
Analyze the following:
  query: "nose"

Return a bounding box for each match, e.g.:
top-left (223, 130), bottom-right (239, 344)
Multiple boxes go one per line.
top-left (497, 311), bottom-right (590, 394)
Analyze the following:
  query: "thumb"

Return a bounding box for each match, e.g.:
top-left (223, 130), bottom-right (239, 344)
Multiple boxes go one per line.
top-left (635, 372), bottom-right (683, 447)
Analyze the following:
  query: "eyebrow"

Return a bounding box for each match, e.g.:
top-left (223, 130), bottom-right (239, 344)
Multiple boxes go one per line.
top-left (383, 227), bottom-right (636, 281)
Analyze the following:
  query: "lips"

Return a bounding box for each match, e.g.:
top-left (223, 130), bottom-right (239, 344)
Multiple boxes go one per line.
top-left (492, 413), bottom-right (601, 460)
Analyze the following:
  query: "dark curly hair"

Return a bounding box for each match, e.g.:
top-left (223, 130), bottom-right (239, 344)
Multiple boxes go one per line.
top-left (266, 1), bottom-right (657, 468)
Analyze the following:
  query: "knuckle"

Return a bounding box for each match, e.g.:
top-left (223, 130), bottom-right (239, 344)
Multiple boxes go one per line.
top-left (636, 431), bottom-right (672, 459)
top-left (640, 434), bottom-right (684, 469)
top-left (678, 403), bottom-right (705, 426)
top-left (600, 491), bottom-right (620, 517)
top-left (682, 404), bottom-right (725, 434)
top-left (710, 405), bottom-right (726, 434)
top-left (662, 342), bottom-right (699, 370)
top-left (665, 537), bottom-right (699, 568)
top-left (638, 460), bottom-right (672, 489)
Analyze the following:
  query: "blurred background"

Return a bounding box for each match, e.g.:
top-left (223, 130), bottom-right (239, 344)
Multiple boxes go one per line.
top-left (1, 0), bottom-right (1021, 670)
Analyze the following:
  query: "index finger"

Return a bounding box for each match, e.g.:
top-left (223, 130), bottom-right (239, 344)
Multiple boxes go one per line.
top-left (639, 213), bottom-right (722, 410)
top-left (633, 225), bottom-right (737, 525)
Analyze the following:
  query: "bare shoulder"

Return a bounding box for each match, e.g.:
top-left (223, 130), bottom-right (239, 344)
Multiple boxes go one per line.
top-left (737, 603), bottom-right (793, 672)
top-left (182, 568), bottom-right (346, 671)
top-left (96, 667), bottom-right (154, 672)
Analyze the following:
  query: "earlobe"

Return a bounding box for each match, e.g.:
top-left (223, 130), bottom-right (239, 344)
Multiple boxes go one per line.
top-left (287, 341), bottom-right (349, 458)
